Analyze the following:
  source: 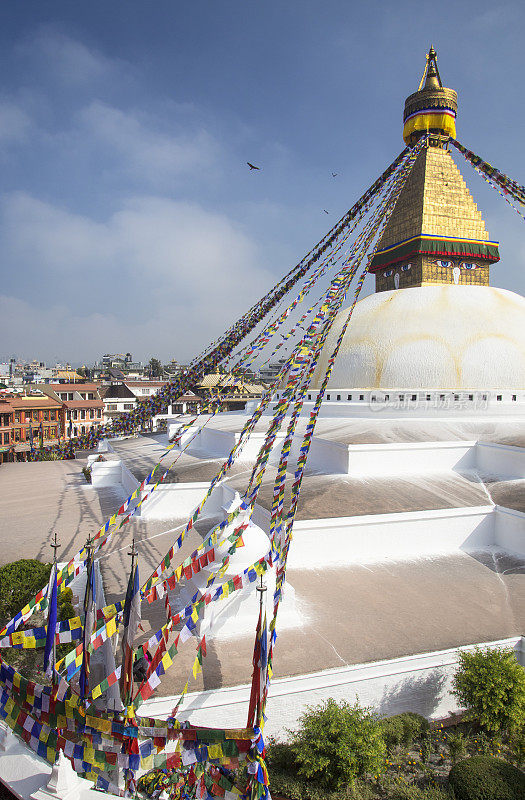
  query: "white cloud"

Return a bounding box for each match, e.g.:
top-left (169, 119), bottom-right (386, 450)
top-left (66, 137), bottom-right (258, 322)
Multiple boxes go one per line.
top-left (80, 101), bottom-right (220, 184)
top-left (19, 28), bottom-right (126, 87)
top-left (0, 192), bottom-right (275, 362)
top-left (0, 101), bottom-right (32, 144)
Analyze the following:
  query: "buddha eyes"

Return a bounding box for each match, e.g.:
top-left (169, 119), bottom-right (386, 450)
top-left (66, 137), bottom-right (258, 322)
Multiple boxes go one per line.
top-left (384, 269), bottom-right (393, 277)
top-left (401, 263), bottom-right (412, 272)
top-left (435, 259), bottom-right (479, 270)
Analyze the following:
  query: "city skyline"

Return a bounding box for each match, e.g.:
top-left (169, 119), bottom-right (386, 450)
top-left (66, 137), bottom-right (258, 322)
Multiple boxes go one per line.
top-left (0, 1), bottom-right (523, 362)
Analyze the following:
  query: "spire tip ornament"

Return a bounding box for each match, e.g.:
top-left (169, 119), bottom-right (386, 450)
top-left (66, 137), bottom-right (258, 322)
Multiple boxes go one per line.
top-left (404, 47), bottom-right (457, 146)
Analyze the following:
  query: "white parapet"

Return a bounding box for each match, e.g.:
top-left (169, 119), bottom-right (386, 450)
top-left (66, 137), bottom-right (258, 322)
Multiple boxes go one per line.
top-left (141, 636), bottom-right (525, 737)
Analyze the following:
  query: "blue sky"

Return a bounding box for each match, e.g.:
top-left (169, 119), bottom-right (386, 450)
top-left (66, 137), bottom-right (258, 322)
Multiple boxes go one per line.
top-left (0, 0), bottom-right (523, 364)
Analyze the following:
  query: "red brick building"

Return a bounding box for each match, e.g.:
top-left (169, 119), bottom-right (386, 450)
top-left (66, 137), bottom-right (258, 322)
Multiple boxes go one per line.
top-left (0, 394), bottom-right (62, 461)
top-left (39, 383), bottom-right (104, 438)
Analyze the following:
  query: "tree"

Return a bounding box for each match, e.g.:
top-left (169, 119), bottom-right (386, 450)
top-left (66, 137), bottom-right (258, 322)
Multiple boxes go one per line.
top-left (148, 357), bottom-right (162, 378)
top-left (288, 698), bottom-right (386, 790)
top-left (452, 646), bottom-right (525, 734)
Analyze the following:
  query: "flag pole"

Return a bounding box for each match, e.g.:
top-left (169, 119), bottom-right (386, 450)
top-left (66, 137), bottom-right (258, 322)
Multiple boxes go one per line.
top-left (80, 533), bottom-right (95, 703)
top-left (255, 572), bottom-right (267, 726)
top-left (127, 531), bottom-right (138, 704)
top-left (50, 530), bottom-right (60, 688)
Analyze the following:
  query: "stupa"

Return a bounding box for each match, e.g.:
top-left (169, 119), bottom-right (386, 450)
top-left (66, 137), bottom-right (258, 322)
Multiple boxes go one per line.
top-left (312, 47), bottom-right (525, 396)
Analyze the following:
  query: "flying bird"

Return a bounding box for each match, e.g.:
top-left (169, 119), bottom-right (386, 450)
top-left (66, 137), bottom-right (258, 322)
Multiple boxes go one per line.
top-left (247, 162), bottom-right (261, 170)
top-left (323, 209), bottom-right (330, 214)
top-left (331, 172), bottom-right (338, 177)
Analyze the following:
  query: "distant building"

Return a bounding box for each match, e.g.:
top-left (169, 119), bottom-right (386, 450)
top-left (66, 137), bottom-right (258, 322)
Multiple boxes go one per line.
top-left (257, 358), bottom-right (288, 383)
top-left (38, 383), bottom-right (104, 438)
top-left (197, 373), bottom-right (266, 411)
top-left (95, 352), bottom-right (145, 377)
top-left (0, 392), bottom-right (62, 461)
top-left (100, 383), bottom-right (138, 424)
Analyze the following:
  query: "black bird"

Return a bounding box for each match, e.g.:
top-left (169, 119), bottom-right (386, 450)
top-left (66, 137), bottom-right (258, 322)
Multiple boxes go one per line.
top-left (247, 162), bottom-right (261, 170)
top-left (323, 209), bottom-right (329, 214)
top-left (331, 172), bottom-right (338, 177)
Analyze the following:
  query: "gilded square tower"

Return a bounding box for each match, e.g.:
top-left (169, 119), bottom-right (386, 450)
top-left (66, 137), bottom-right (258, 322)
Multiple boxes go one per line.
top-left (370, 48), bottom-right (499, 293)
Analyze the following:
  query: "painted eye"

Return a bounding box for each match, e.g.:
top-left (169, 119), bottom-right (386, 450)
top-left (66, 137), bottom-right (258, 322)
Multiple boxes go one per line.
top-left (401, 263), bottom-right (412, 272)
top-left (437, 260), bottom-right (453, 268)
top-left (461, 262), bottom-right (477, 270)
top-left (384, 269), bottom-right (393, 277)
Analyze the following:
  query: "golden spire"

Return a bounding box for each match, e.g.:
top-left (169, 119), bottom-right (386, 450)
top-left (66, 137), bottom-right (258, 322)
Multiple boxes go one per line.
top-left (403, 47), bottom-right (458, 145)
top-left (418, 45), bottom-right (442, 90)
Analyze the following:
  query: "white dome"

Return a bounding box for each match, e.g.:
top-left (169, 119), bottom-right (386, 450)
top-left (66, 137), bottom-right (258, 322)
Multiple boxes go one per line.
top-left (311, 285), bottom-right (525, 390)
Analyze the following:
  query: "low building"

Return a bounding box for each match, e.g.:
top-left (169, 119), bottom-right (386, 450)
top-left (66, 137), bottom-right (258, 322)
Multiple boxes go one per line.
top-left (170, 392), bottom-right (203, 414)
top-left (38, 383), bottom-right (104, 438)
top-left (0, 392), bottom-right (63, 460)
top-left (197, 373), bottom-right (267, 411)
top-left (100, 383), bottom-right (138, 424)
top-left (0, 398), bottom-right (14, 462)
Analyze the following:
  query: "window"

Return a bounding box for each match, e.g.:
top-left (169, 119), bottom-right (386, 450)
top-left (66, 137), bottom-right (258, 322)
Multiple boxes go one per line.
top-left (50, 410), bottom-right (56, 420)
top-left (97, 410), bottom-right (101, 418)
top-left (385, 394), bottom-right (390, 401)
top-left (371, 395), bottom-right (376, 402)
top-left (482, 394), bottom-right (487, 401)
top-left (347, 394), bottom-right (352, 401)
top-left (307, 394), bottom-right (311, 400)
top-left (426, 394), bottom-right (431, 401)
top-left (399, 394), bottom-right (404, 401)
top-left (15, 429), bottom-right (20, 442)
top-left (44, 411), bottom-right (49, 421)
top-left (81, 425), bottom-right (86, 434)
top-left (15, 412), bottom-right (20, 423)
top-left (60, 394), bottom-right (67, 401)
top-left (88, 393), bottom-right (94, 400)
top-left (454, 394), bottom-right (459, 401)
top-left (107, 404), bottom-right (117, 411)
top-left (497, 395), bottom-right (502, 401)
top-left (124, 404), bottom-right (134, 410)
top-left (3, 433), bottom-right (9, 444)
top-left (32, 410), bottom-right (38, 421)
top-left (81, 410), bottom-right (86, 420)
top-left (326, 394), bottom-right (331, 400)
top-left (68, 393), bottom-right (73, 401)
top-left (512, 395), bottom-right (517, 401)
top-left (359, 394), bottom-right (364, 401)
top-left (468, 394), bottom-right (473, 401)
top-left (337, 394), bottom-right (341, 401)
top-left (440, 394), bottom-right (445, 401)
top-left (411, 394), bottom-right (417, 401)
top-left (90, 409), bottom-right (94, 419)
top-left (73, 410), bottom-right (78, 420)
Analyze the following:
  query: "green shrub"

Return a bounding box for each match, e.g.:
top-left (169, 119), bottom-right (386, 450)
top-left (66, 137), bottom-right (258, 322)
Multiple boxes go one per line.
top-left (266, 740), bottom-right (297, 772)
top-left (0, 560), bottom-right (52, 624)
top-left (386, 779), bottom-right (452, 799)
top-left (448, 755), bottom-right (525, 800)
top-left (380, 716), bottom-right (405, 749)
top-left (58, 601), bottom-right (76, 621)
top-left (452, 647), bottom-right (525, 734)
top-left (398, 712), bottom-right (429, 745)
top-left (446, 730), bottom-right (467, 765)
top-left (380, 713), bottom-right (429, 750)
top-left (288, 698), bottom-right (386, 791)
top-left (58, 587), bottom-right (73, 606)
top-left (507, 726), bottom-right (525, 768)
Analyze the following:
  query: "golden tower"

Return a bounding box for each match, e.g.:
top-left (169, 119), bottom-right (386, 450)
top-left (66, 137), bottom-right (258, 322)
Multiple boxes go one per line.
top-left (370, 47), bottom-right (499, 293)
